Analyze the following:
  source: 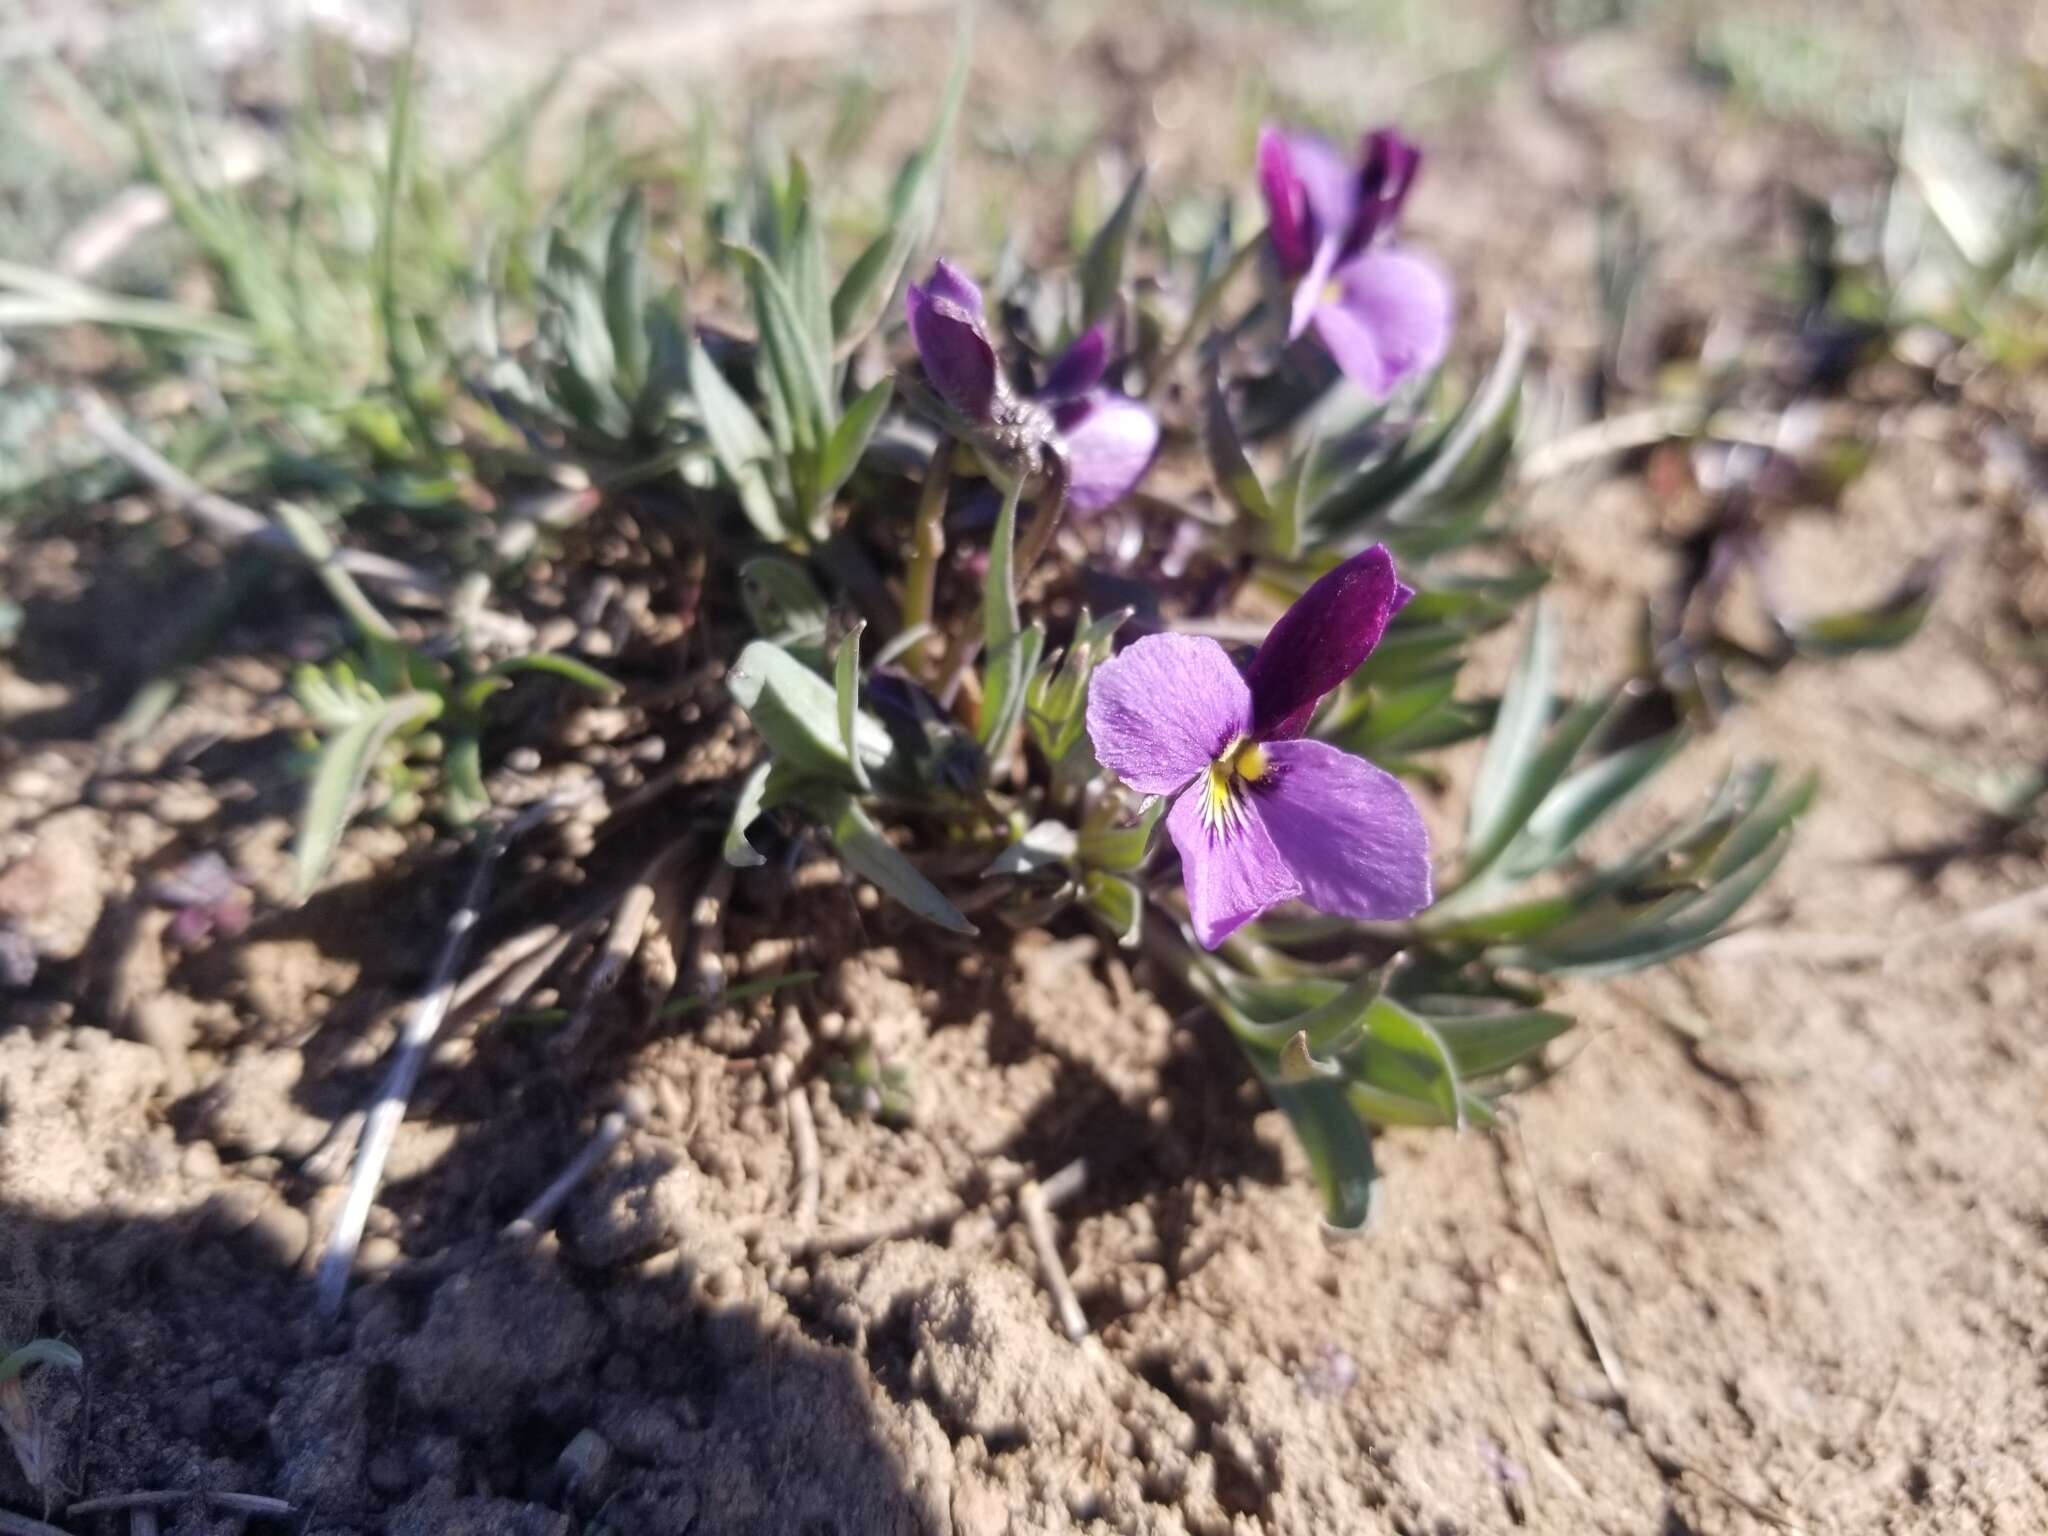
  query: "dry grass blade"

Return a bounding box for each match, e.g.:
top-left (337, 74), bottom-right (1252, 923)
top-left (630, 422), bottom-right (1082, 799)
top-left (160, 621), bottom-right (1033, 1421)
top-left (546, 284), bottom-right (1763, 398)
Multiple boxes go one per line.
top-left (1018, 1175), bottom-right (1088, 1342)
top-left (504, 1104), bottom-right (636, 1239)
top-left (0, 1510), bottom-right (68, 1536)
top-left (68, 1490), bottom-right (293, 1517)
top-left (312, 793), bottom-right (580, 1315)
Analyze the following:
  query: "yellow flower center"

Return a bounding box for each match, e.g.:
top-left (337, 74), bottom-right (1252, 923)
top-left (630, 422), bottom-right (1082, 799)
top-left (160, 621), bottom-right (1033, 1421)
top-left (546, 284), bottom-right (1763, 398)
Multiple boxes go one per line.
top-left (1199, 738), bottom-right (1270, 835)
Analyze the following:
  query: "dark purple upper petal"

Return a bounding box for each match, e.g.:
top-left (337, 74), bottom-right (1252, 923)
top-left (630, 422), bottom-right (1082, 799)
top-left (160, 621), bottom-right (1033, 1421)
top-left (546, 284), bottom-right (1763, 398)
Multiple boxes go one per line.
top-left (906, 261), bottom-right (997, 422)
top-left (920, 257), bottom-right (986, 319)
top-left (1257, 739), bottom-right (1432, 920)
top-left (1087, 633), bottom-right (1251, 796)
top-left (1243, 544), bottom-right (1411, 740)
top-left (1344, 128), bottom-right (1423, 250)
top-left (1053, 392), bottom-right (1159, 513)
top-left (1257, 126), bottom-right (1314, 279)
top-left (1308, 247), bottom-right (1453, 400)
top-left (1166, 785), bottom-right (1301, 949)
top-left (1040, 323), bottom-right (1111, 400)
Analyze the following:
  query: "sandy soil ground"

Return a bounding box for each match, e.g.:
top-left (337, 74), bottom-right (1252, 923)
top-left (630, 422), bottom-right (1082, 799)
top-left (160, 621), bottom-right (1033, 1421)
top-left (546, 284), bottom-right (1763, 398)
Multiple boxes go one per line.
top-left (3, 2), bottom-right (2046, 1533)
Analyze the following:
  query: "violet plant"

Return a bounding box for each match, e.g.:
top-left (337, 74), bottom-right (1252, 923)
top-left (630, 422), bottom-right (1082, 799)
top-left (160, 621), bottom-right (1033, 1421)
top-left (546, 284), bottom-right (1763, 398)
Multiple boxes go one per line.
top-left (715, 114), bottom-right (1816, 1226)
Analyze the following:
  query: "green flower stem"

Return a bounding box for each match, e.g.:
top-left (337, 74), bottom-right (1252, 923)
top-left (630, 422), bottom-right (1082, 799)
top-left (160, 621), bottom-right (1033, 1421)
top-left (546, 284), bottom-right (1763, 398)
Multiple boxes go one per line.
top-left (901, 433), bottom-right (951, 675)
top-left (1013, 458), bottom-right (1071, 581)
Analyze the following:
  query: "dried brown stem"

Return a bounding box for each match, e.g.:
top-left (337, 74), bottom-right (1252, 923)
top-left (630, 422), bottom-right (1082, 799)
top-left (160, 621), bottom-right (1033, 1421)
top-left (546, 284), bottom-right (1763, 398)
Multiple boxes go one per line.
top-left (1018, 1176), bottom-right (1088, 1342)
top-left (504, 1109), bottom-right (632, 1239)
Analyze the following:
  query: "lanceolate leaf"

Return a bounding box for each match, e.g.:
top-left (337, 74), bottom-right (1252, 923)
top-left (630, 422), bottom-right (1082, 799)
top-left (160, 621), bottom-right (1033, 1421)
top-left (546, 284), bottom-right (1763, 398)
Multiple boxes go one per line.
top-left (1465, 603), bottom-right (1556, 857)
top-left (814, 378), bottom-right (892, 530)
top-left (1362, 997), bottom-right (1466, 1129)
top-left (1206, 374), bottom-right (1276, 523)
top-left (690, 335), bottom-right (787, 541)
top-left (731, 244), bottom-right (831, 457)
top-left (1079, 166), bottom-right (1149, 328)
top-left (980, 624), bottom-right (1047, 757)
top-left (604, 189), bottom-right (650, 394)
top-left (724, 761), bottom-right (774, 868)
top-left (728, 639), bottom-right (889, 783)
top-left (1267, 1076), bottom-right (1379, 1233)
top-left (836, 621), bottom-right (871, 791)
top-left (820, 791), bottom-right (975, 934)
top-left (294, 690), bottom-right (442, 899)
top-left (1083, 869), bottom-right (1143, 947)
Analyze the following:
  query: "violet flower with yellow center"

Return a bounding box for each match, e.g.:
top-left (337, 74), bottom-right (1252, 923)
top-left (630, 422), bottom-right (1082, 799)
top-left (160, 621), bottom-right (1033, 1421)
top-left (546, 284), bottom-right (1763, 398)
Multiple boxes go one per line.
top-left (1086, 545), bottom-right (1432, 948)
top-left (905, 259), bottom-right (1160, 512)
top-left (1258, 125), bottom-right (1453, 400)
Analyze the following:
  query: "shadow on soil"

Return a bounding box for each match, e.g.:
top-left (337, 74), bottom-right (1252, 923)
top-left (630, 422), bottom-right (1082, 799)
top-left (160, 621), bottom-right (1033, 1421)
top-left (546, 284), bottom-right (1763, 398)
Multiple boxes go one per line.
top-left (0, 1199), bottom-right (934, 1536)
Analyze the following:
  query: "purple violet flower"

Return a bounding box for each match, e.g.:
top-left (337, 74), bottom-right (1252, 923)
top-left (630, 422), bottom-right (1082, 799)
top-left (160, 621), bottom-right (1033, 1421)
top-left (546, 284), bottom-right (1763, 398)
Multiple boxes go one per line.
top-left (149, 851), bottom-right (252, 946)
top-left (1085, 545), bottom-right (1432, 949)
top-left (905, 259), bottom-right (1160, 513)
top-left (1257, 125), bottom-right (1453, 400)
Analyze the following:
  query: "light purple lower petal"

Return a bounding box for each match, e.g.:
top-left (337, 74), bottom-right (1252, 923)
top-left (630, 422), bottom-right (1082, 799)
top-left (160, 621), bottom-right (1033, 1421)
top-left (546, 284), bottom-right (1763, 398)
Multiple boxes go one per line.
top-left (1287, 236), bottom-right (1342, 342)
top-left (1054, 392), bottom-right (1159, 512)
top-left (1312, 247), bottom-right (1453, 399)
top-left (1257, 739), bottom-right (1432, 921)
top-left (1167, 784), bottom-right (1302, 950)
top-left (1085, 633), bottom-right (1251, 797)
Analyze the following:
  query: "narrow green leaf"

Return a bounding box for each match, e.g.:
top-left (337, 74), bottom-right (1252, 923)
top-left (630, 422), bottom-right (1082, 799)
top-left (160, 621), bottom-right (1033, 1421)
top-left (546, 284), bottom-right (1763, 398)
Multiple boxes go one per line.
top-left (731, 243), bottom-right (831, 455)
top-left (1500, 830), bottom-right (1798, 977)
top-left (814, 377), bottom-right (892, 527)
top-left (1205, 374), bottom-right (1276, 522)
top-left (689, 334), bottom-right (787, 541)
top-left (790, 191), bottom-right (834, 372)
top-left (0, 1340), bottom-right (83, 1383)
top-left (1078, 166), bottom-right (1148, 328)
top-left (1268, 1077), bottom-right (1379, 1233)
top-left (604, 188), bottom-right (650, 393)
top-left (1456, 693), bottom-right (1611, 887)
top-left (273, 502), bottom-right (397, 644)
top-left (1420, 1005), bottom-right (1574, 1078)
top-left (836, 621), bottom-right (871, 791)
top-left (979, 623), bottom-right (1046, 757)
top-left (1466, 604), bottom-right (1556, 855)
top-left (724, 761), bottom-right (774, 868)
top-left (820, 791), bottom-right (976, 934)
top-left (740, 554), bottom-right (830, 645)
top-left (1495, 728), bottom-right (1687, 882)
top-left (1364, 997), bottom-right (1467, 1129)
top-left (1783, 555), bottom-right (1940, 656)
top-left (1077, 793), bottom-right (1166, 872)
top-left (442, 731), bottom-right (489, 826)
top-left (1083, 869), bottom-right (1143, 947)
top-left (294, 690), bottom-right (442, 899)
top-left (490, 653), bottom-right (623, 695)
top-left (660, 969), bottom-right (819, 1017)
